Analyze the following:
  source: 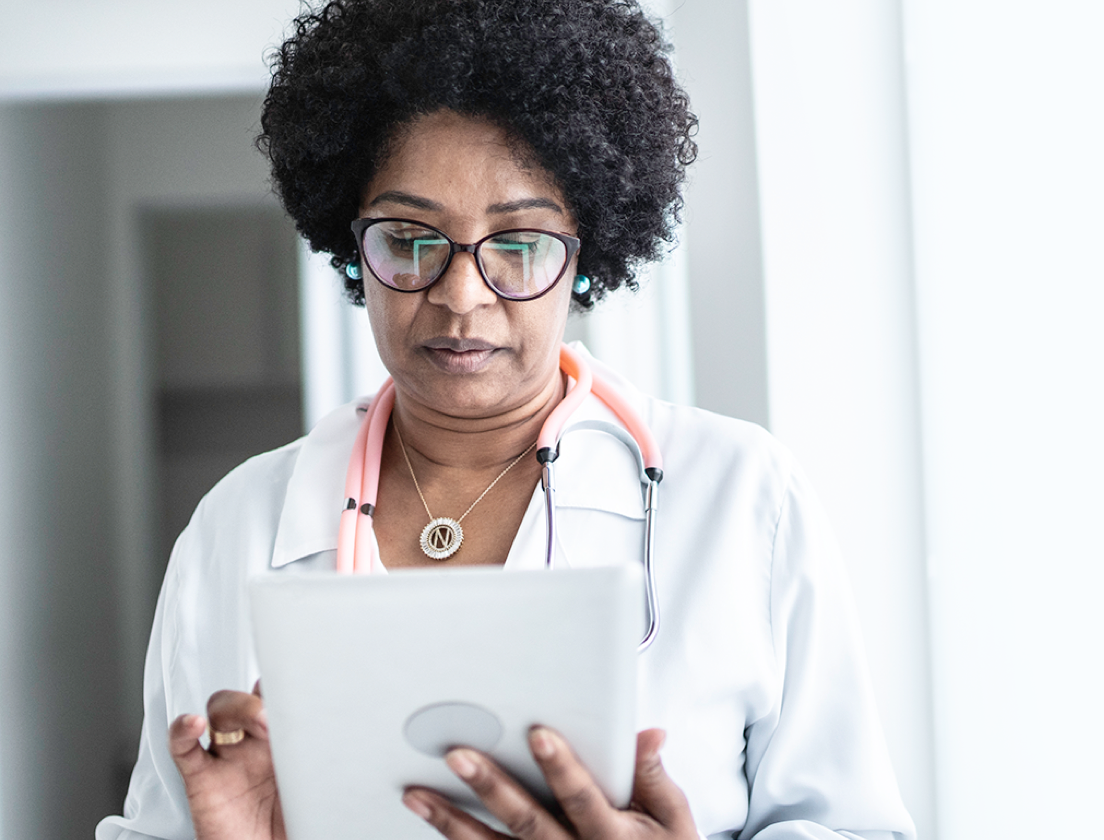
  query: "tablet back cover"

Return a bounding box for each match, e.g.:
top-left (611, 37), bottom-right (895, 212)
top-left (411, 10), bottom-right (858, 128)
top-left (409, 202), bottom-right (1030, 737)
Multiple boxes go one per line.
top-left (250, 565), bottom-right (642, 840)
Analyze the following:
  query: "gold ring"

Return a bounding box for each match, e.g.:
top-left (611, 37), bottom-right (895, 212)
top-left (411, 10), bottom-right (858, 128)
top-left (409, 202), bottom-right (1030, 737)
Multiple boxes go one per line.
top-left (208, 726), bottom-right (246, 746)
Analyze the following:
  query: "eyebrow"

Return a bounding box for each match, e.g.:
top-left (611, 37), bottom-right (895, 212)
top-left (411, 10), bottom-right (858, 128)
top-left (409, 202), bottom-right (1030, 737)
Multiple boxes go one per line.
top-left (485, 197), bottom-right (564, 215)
top-left (368, 191), bottom-right (443, 211)
top-left (367, 191), bottom-right (563, 216)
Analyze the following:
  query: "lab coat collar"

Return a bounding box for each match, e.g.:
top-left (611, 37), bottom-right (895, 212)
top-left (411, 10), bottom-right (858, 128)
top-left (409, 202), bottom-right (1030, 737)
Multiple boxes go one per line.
top-left (270, 399), bottom-right (363, 568)
top-left (270, 347), bottom-right (648, 569)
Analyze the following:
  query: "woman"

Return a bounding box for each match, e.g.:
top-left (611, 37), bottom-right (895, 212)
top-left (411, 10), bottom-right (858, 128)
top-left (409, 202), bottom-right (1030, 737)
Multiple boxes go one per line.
top-left (98, 1), bottom-right (915, 838)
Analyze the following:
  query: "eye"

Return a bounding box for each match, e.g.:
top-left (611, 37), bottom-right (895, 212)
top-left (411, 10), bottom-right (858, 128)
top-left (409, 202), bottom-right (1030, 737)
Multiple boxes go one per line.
top-left (495, 231), bottom-right (545, 246)
top-left (386, 233), bottom-right (419, 253)
top-left (383, 226), bottom-right (447, 256)
top-left (485, 232), bottom-right (551, 258)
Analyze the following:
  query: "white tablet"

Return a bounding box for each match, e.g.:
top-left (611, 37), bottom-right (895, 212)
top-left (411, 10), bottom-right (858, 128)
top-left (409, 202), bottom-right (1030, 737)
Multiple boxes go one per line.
top-left (249, 565), bottom-right (643, 840)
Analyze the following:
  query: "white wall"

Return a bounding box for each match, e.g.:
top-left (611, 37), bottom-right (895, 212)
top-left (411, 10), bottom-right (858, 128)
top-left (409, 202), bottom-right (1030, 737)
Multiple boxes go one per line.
top-left (744, 3), bottom-right (935, 836)
top-left (667, 0), bottom-right (770, 427)
top-left (902, 2), bottom-right (1104, 836)
top-left (299, 245), bottom-right (389, 429)
top-left (0, 0), bottom-right (300, 100)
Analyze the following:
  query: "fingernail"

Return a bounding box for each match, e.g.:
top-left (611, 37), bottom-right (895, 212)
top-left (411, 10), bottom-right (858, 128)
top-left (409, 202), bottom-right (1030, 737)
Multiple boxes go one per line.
top-left (403, 792), bottom-right (433, 820)
top-left (256, 708), bottom-right (269, 734)
top-left (530, 727), bottom-right (556, 759)
top-left (446, 749), bottom-right (478, 780)
top-left (650, 730), bottom-right (667, 755)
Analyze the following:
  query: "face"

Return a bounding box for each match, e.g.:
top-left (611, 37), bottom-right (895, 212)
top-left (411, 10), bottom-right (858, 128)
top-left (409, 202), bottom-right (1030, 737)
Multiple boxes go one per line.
top-left (358, 110), bottom-right (577, 420)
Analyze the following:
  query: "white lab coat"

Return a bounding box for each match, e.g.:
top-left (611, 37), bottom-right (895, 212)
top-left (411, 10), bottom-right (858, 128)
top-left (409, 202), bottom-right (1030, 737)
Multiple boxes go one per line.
top-left (97, 353), bottom-right (915, 840)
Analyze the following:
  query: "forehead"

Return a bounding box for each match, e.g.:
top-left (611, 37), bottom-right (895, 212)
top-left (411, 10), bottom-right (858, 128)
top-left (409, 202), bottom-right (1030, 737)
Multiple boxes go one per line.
top-left (361, 110), bottom-right (566, 215)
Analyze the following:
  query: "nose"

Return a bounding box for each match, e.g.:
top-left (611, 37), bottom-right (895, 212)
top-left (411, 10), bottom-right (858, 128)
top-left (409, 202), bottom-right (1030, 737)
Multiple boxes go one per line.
top-left (425, 250), bottom-right (499, 314)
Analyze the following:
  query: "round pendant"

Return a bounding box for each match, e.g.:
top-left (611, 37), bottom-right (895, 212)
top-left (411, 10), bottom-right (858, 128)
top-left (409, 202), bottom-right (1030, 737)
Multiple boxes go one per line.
top-left (420, 517), bottom-right (464, 560)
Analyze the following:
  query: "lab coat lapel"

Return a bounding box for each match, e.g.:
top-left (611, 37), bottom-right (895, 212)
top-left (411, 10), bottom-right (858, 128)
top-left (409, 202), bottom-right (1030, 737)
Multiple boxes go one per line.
top-left (503, 387), bottom-right (647, 573)
top-left (270, 400), bottom-right (363, 568)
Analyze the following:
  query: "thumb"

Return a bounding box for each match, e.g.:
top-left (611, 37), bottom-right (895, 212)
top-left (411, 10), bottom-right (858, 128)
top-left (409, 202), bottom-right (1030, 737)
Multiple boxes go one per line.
top-left (168, 713), bottom-right (212, 779)
top-left (630, 729), bottom-right (693, 830)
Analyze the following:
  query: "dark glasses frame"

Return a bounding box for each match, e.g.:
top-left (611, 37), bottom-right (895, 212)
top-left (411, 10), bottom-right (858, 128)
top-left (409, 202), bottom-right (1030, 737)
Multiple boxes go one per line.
top-left (350, 217), bottom-right (581, 302)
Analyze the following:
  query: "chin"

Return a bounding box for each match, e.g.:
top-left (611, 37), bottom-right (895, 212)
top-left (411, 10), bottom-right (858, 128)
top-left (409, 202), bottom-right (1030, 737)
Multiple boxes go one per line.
top-left (408, 372), bottom-right (511, 418)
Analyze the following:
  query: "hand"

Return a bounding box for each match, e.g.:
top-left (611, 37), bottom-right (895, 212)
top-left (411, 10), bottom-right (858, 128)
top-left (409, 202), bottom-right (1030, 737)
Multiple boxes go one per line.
top-left (168, 683), bottom-right (286, 840)
top-left (403, 727), bottom-right (699, 840)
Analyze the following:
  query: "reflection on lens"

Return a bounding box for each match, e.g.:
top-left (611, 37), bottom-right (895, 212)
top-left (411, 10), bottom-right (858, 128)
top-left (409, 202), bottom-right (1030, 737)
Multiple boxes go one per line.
top-left (362, 222), bottom-right (449, 290)
top-left (481, 233), bottom-right (566, 298)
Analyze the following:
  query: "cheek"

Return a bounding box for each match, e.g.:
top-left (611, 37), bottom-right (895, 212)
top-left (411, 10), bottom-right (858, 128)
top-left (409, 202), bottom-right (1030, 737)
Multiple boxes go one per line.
top-left (519, 283), bottom-right (572, 354)
top-left (552, 270), bottom-right (576, 328)
top-left (363, 290), bottom-right (411, 365)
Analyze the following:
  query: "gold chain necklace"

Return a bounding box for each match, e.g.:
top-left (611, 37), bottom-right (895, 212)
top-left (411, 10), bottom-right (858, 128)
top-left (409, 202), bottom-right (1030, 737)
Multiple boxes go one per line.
top-left (394, 425), bottom-right (537, 560)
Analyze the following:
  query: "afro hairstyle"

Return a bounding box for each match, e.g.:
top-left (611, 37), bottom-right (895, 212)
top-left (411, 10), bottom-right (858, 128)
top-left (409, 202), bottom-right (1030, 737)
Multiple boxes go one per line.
top-left (258, 0), bottom-right (698, 307)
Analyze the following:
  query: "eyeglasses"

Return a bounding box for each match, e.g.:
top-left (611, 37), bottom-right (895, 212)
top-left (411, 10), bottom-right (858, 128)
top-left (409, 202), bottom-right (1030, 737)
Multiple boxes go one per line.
top-left (350, 218), bottom-right (581, 301)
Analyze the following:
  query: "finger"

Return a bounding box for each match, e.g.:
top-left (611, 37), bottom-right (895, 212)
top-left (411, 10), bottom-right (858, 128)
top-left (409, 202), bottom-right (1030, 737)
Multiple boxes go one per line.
top-left (168, 713), bottom-right (212, 778)
top-left (252, 678), bottom-right (263, 698)
top-left (629, 729), bottom-right (694, 830)
top-left (528, 727), bottom-right (620, 838)
top-left (445, 748), bottom-right (569, 840)
top-left (403, 788), bottom-right (513, 840)
top-left (206, 689), bottom-right (269, 743)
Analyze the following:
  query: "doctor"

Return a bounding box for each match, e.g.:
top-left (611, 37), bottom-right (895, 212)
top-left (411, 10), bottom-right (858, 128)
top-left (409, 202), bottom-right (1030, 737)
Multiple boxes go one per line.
top-left (97, 0), bottom-right (915, 838)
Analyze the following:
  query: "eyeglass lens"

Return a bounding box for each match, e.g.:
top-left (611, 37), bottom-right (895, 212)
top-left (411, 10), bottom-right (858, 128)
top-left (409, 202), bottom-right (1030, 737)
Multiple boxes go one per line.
top-left (360, 221), bottom-right (569, 299)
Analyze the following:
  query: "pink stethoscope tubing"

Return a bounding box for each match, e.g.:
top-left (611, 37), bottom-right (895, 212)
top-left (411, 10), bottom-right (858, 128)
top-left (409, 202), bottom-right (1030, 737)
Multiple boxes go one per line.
top-left (335, 343), bottom-right (663, 650)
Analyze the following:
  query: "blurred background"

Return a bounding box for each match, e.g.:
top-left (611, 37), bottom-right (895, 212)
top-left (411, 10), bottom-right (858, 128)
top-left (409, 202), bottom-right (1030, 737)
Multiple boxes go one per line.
top-left (0, 0), bottom-right (1101, 837)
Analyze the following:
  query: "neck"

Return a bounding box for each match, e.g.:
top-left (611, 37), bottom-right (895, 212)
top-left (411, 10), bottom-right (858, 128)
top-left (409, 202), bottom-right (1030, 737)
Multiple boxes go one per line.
top-left (388, 371), bottom-right (565, 472)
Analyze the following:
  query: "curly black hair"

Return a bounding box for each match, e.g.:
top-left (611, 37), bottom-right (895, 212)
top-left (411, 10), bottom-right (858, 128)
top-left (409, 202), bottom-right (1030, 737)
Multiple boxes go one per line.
top-left (258, 0), bottom-right (697, 308)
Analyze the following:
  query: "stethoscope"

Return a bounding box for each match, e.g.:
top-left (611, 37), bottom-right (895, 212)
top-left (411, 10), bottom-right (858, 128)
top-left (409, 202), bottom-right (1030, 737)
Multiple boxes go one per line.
top-left (335, 343), bottom-right (664, 651)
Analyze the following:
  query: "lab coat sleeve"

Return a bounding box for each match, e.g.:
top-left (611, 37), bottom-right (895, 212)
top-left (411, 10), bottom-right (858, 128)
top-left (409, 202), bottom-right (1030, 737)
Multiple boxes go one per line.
top-left (95, 435), bottom-right (299, 839)
top-left (738, 463), bottom-right (915, 840)
top-left (94, 550), bottom-right (196, 840)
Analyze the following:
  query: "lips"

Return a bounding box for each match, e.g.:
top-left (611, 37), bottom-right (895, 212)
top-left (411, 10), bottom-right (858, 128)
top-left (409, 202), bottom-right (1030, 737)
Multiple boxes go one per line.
top-left (423, 337), bottom-right (497, 352)
top-left (421, 337), bottom-right (500, 373)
